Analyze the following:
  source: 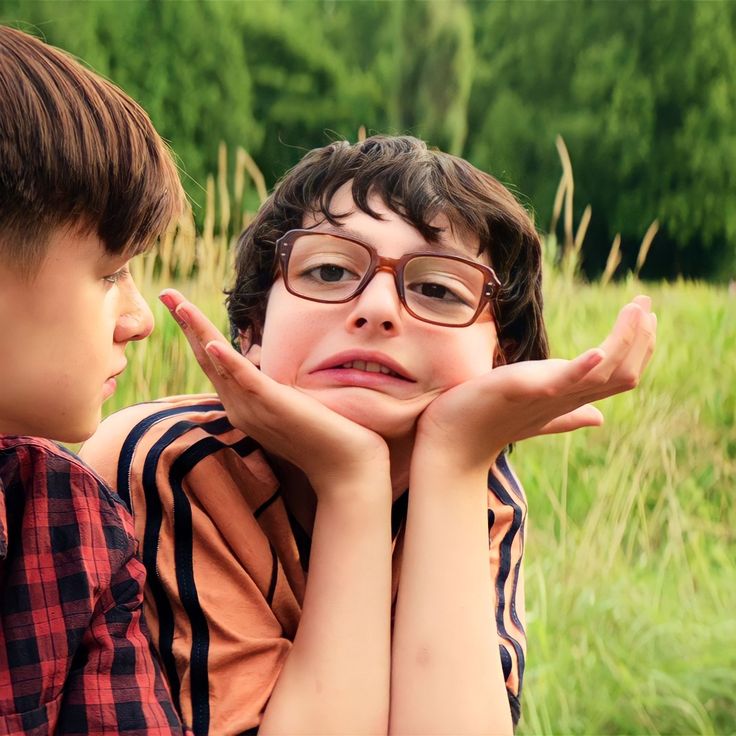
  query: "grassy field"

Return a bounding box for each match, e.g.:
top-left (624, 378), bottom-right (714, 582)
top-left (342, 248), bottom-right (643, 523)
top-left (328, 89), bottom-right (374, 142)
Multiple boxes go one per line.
top-left (515, 273), bottom-right (736, 735)
top-left (106, 220), bottom-right (735, 735)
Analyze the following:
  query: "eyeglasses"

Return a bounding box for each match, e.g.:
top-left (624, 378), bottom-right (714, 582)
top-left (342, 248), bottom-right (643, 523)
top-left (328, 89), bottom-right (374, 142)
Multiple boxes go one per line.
top-left (275, 229), bottom-right (501, 327)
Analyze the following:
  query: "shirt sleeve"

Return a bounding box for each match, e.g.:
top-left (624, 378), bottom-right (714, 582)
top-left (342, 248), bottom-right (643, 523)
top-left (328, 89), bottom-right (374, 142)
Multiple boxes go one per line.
top-left (488, 453), bottom-right (528, 727)
top-left (80, 403), bottom-right (298, 735)
top-left (55, 538), bottom-right (187, 735)
top-left (0, 440), bottom-right (188, 735)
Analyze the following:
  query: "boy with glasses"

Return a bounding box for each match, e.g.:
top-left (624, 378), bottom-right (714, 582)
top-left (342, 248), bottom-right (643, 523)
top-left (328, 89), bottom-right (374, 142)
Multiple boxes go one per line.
top-left (82, 136), bottom-right (656, 735)
top-left (0, 26), bottom-right (188, 734)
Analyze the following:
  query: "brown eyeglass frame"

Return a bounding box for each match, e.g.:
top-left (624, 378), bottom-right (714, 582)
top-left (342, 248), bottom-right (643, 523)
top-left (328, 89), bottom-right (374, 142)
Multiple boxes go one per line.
top-left (275, 228), bottom-right (502, 328)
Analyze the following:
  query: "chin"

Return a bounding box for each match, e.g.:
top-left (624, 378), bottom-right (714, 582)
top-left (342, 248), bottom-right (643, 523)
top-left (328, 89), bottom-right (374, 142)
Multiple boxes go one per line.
top-left (316, 392), bottom-right (420, 441)
top-left (51, 410), bottom-right (102, 444)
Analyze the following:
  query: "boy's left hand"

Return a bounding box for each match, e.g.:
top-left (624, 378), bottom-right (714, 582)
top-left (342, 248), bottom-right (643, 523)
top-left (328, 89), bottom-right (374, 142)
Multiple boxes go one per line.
top-left (414, 296), bottom-right (656, 472)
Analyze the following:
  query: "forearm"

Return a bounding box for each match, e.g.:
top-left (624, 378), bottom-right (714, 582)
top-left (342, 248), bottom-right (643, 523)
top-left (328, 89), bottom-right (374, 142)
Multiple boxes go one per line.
top-left (260, 482), bottom-right (393, 735)
top-left (390, 461), bottom-right (513, 736)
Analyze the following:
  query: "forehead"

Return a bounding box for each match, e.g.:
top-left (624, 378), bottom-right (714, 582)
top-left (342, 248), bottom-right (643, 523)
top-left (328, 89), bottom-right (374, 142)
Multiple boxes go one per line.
top-left (302, 182), bottom-right (481, 259)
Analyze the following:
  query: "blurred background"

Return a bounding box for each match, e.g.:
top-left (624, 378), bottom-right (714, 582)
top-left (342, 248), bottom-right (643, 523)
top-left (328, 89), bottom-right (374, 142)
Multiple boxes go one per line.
top-left (4, 0), bottom-right (735, 280)
top-left (2, 1), bottom-right (734, 733)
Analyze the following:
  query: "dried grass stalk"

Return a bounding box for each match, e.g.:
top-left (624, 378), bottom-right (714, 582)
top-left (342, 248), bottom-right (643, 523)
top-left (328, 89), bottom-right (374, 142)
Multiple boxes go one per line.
top-left (574, 204), bottom-right (592, 256)
top-left (217, 142), bottom-right (231, 236)
top-left (601, 233), bottom-right (622, 286)
top-left (549, 173), bottom-right (566, 236)
top-left (555, 135), bottom-right (574, 255)
top-left (239, 148), bottom-right (267, 204)
top-left (635, 219), bottom-right (659, 278)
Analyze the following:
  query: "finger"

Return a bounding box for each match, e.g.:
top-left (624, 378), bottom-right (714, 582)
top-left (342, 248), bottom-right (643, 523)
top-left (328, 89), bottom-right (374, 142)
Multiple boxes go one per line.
top-left (172, 299), bottom-right (229, 351)
top-left (159, 287), bottom-right (186, 309)
top-left (614, 314), bottom-right (656, 390)
top-left (204, 339), bottom-right (264, 392)
top-left (607, 299), bottom-right (656, 391)
top-left (532, 404), bottom-right (604, 437)
top-left (538, 348), bottom-right (605, 397)
top-left (588, 301), bottom-right (644, 385)
top-left (158, 292), bottom-right (227, 385)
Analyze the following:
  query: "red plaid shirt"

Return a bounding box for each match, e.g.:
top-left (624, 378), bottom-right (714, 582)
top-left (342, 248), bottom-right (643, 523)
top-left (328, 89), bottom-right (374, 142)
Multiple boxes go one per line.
top-left (0, 436), bottom-right (187, 735)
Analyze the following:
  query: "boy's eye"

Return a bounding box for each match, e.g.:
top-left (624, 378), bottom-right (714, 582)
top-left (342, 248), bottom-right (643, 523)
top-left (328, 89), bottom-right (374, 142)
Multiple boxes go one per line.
top-left (415, 282), bottom-right (456, 301)
top-left (103, 266), bottom-right (130, 285)
top-left (307, 264), bottom-right (357, 283)
top-left (407, 278), bottom-right (473, 306)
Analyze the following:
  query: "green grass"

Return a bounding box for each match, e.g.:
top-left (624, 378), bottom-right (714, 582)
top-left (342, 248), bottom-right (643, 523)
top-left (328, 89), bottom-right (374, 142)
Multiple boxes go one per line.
top-left (107, 249), bottom-right (736, 735)
top-left (514, 274), bottom-right (736, 735)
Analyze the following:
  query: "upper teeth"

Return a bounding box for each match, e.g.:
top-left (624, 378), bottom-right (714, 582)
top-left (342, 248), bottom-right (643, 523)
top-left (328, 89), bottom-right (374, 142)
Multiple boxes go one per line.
top-left (342, 360), bottom-right (395, 376)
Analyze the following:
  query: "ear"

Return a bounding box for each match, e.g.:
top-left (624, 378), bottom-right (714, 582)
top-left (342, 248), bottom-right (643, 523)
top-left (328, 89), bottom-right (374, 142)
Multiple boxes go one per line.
top-left (238, 328), bottom-right (261, 366)
top-left (244, 343), bottom-right (262, 367)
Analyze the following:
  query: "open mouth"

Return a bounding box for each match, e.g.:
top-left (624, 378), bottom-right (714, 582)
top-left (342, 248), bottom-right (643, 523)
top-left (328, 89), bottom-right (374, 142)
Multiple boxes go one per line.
top-left (337, 360), bottom-right (406, 378)
top-left (313, 351), bottom-right (416, 383)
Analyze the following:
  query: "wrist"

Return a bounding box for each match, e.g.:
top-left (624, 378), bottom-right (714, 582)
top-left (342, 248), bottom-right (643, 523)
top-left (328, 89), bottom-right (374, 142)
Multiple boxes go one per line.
top-left (412, 435), bottom-right (503, 483)
top-left (312, 459), bottom-right (392, 509)
top-left (415, 412), bottom-right (506, 472)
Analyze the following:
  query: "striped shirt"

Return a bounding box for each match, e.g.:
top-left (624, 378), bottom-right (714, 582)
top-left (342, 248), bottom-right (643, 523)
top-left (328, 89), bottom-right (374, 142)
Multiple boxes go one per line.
top-left (80, 394), bottom-right (527, 734)
top-left (0, 435), bottom-right (186, 736)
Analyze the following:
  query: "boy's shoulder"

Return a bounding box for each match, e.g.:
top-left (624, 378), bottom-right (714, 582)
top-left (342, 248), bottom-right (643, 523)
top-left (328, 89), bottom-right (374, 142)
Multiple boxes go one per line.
top-left (0, 434), bottom-right (97, 485)
top-left (83, 393), bottom-right (226, 448)
top-left (79, 393), bottom-right (230, 487)
top-left (0, 434), bottom-right (135, 560)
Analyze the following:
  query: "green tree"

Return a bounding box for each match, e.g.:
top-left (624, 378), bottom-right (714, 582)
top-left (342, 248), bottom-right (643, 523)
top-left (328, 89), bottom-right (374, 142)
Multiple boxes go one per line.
top-left (468, 0), bottom-right (736, 279)
top-left (231, 0), bottom-right (381, 180)
top-left (319, 0), bottom-right (475, 154)
top-left (1, 0), bottom-right (261, 216)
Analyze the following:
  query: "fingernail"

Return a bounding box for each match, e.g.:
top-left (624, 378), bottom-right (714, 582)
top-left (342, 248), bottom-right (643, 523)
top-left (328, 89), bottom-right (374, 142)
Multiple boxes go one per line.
top-left (159, 293), bottom-right (175, 310)
top-left (173, 305), bottom-right (189, 328)
top-left (590, 349), bottom-right (605, 366)
top-left (205, 343), bottom-right (227, 377)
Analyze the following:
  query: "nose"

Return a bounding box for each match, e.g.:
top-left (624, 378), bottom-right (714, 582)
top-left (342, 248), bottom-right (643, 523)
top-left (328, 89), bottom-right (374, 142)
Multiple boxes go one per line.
top-left (114, 280), bottom-right (155, 344)
top-left (344, 269), bottom-right (403, 335)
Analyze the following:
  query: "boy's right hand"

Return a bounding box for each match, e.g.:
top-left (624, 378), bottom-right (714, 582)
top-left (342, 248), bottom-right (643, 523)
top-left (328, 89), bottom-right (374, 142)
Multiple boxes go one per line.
top-left (159, 289), bottom-right (390, 499)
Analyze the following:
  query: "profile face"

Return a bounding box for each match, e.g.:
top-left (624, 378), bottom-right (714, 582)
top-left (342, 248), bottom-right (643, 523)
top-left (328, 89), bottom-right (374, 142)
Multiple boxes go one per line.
top-left (0, 226), bottom-right (154, 442)
top-left (257, 184), bottom-right (497, 440)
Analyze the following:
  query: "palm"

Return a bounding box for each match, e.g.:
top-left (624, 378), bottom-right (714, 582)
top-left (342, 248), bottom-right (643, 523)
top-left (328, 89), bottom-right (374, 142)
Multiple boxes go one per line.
top-left (160, 289), bottom-right (388, 493)
top-left (416, 296), bottom-right (656, 470)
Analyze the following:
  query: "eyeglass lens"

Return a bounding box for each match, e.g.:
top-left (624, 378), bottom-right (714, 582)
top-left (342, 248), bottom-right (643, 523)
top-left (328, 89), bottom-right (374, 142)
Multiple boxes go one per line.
top-left (284, 233), bottom-right (486, 325)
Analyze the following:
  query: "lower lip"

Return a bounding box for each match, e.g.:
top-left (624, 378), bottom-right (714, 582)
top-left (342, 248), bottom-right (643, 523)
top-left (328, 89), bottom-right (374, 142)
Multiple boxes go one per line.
top-left (102, 377), bottom-right (117, 399)
top-left (310, 368), bottom-right (413, 390)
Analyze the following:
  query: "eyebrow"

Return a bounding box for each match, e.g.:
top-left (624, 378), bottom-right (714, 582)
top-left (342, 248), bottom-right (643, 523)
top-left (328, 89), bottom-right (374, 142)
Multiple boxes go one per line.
top-left (310, 223), bottom-right (478, 259)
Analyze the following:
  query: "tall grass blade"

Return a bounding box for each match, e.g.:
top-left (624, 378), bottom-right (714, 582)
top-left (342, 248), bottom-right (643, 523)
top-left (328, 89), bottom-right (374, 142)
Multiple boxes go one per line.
top-left (240, 149), bottom-right (268, 204)
top-left (555, 135), bottom-right (574, 255)
top-left (549, 173), bottom-right (566, 238)
top-left (635, 219), bottom-right (659, 278)
top-left (217, 142), bottom-right (231, 237)
top-left (574, 204), bottom-right (592, 256)
top-left (601, 233), bottom-right (622, 286)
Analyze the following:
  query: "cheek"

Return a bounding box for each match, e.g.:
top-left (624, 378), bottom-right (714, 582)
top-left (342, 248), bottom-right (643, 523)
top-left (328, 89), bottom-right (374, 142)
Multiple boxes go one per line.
top-left (431, 326), bottom-right (497, 387)
top-left (258, 291), bottom-right (322, 383)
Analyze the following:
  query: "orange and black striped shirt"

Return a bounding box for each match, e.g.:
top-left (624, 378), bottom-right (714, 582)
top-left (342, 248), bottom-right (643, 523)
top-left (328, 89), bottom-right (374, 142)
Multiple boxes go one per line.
top-left (81, 394), bottom-right (527, 734)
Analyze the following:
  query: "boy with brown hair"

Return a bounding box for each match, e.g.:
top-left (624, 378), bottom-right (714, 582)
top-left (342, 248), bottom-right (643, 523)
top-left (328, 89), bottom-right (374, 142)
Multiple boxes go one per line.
top-left (83, 136), bottom-right (656, 735)
top-left (0, 25), bottom-right (187, 734)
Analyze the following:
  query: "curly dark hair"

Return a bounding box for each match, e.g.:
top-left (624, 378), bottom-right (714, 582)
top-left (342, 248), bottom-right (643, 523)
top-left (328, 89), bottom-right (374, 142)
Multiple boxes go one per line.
top-left (227, 135), bottom-right (548, 365)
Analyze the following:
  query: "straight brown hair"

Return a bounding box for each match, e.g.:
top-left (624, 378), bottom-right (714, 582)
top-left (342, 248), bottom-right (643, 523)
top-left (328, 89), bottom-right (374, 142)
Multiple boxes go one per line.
top-left (0, 25), bottom-right (185, 276)
top-left (227, 136), bottom-right (549, 365)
